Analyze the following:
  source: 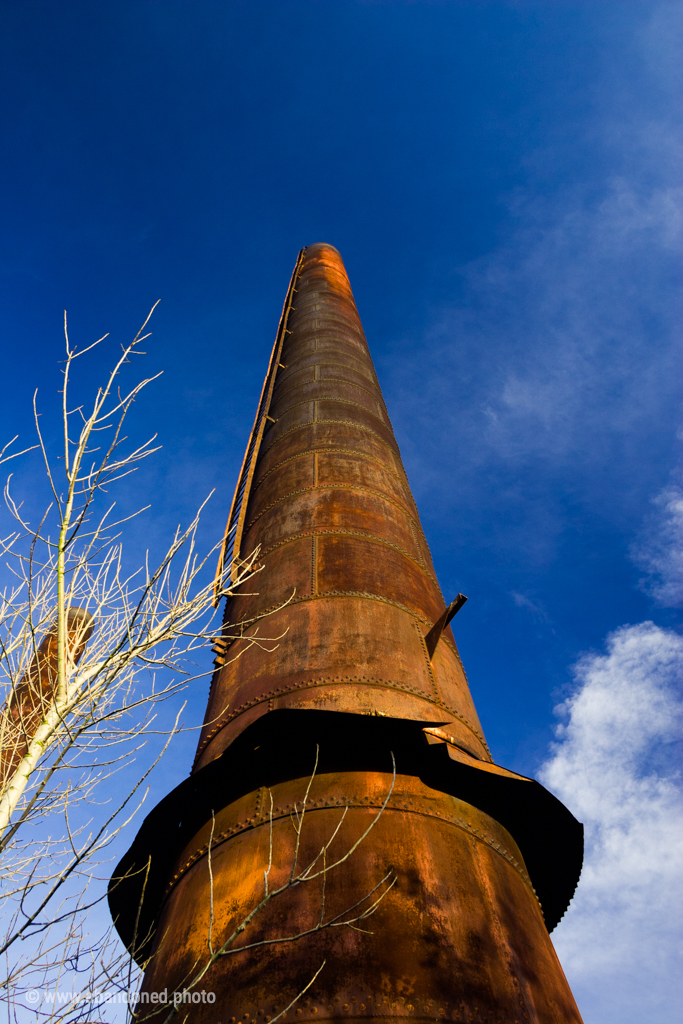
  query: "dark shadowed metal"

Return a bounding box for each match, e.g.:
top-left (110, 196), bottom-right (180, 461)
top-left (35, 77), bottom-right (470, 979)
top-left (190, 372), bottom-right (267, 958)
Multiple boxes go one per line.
top-left (110, 244), bottom-right (583, 1023)
top-left (213, 248), bottom-right (307, 599)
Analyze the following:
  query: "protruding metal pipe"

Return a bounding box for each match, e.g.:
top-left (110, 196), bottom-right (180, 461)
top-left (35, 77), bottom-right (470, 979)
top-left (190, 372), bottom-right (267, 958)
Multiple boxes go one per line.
top-left (425, 594), bottom-right (468, 659)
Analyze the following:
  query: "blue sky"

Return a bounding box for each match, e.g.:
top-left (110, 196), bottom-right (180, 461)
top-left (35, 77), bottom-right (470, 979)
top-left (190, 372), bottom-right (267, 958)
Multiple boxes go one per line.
top-left (1, 3), bottom-right (681, 1021)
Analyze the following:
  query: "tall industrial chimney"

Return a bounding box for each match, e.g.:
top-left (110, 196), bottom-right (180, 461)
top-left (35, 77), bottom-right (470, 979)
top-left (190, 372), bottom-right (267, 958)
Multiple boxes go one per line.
top-left (111, 244), bottom-right (584, 1023)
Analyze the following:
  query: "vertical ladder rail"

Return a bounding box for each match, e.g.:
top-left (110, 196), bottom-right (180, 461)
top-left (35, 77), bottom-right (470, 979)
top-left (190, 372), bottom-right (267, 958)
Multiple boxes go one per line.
top-left (212, 247), bottom-right (307, 605)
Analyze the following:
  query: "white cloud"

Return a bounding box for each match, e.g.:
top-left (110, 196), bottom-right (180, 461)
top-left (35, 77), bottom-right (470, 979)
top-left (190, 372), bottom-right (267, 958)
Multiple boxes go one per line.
top-left (539, 622), bottom-right (683, 1024)
top-left (632, 485), bottom-right (683, 608)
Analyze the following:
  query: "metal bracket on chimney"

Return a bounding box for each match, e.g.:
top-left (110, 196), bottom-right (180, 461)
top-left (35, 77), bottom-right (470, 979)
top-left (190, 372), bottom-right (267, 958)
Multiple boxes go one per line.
top-left (212, 247), bottom-right (306, 606)
top-left (424, 594), bottom-right (468, 660)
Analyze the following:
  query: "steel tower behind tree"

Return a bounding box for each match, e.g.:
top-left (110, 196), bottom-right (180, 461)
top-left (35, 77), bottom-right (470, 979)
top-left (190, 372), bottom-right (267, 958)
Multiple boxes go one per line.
top-left (111, 244), bottom-right (584, 1023)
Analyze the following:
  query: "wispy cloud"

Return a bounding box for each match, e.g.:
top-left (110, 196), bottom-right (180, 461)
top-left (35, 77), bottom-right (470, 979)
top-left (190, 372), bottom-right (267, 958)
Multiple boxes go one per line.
top-left (539, 622), bottom-right (683, 1024)
top-left (478, 175), bottom-right (681, 459)
top-left (385, 6), bottom-right (682, 546)
top-left (510, 591), bottom-right (548, 621)
top-left (631, 484), bottom-right (683, 608)
top-left (398, 170), bottom-right (682, 489)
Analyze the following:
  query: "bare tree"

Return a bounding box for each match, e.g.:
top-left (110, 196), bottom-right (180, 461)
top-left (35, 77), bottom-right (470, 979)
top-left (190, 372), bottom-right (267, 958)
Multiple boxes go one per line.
top-left (0, 311), bottom-right (396, 1024)
top-left (0, 310), bottom-right (286, 1020)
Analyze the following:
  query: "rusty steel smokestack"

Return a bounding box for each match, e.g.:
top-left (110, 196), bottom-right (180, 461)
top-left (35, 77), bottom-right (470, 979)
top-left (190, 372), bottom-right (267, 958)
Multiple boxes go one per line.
top-left (111, 245), bottom-right (584, 1022)
top-left (2, 607), bottom-right (94, 785)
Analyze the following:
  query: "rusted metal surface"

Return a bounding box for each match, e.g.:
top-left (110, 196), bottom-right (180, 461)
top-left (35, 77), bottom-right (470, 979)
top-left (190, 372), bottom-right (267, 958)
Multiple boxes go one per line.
top-left (213, 249), bottom-right (307, 601)
top-left (111, 245), bottom-right (583, 1022)
top-left (199, 244), bottom-right (489, 769)
top-left (1, 607), bottom-right (93, 782)
top-left (112, 711), bottom-right (582, 955)
top-left (140, 771), bottom-right (581, 1024)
